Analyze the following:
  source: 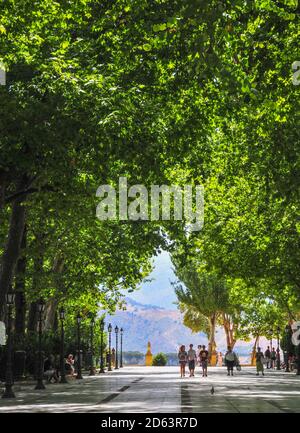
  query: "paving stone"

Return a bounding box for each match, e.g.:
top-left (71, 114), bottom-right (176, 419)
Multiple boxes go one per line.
top-left (0, 366), bottom-right (299, 413)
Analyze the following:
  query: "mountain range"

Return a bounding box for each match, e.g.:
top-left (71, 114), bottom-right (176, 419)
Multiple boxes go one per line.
top-left (105, 297), bottom-right (265, 358)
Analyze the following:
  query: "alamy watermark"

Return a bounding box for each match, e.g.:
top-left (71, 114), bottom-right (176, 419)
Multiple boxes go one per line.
top-left (292, 61), bottom-right (300, 86)
top-left (96, 177), bottom-right (204, 231)
top-left (0, 64), bottom-right (6, 85)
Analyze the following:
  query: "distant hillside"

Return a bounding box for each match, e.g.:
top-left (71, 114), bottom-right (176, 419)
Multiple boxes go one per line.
top-left (105, 297), bottom-right (204, 353)
top-left (104, 298), bottom-right (265, 356)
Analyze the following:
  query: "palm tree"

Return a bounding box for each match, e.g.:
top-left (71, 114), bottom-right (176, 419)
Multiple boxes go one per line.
top-left (174, 264), bottom-right (229, 358)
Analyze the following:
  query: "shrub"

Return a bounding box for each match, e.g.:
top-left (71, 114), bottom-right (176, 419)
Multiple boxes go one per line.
top-left (152, 352), bottom-right (167, 366)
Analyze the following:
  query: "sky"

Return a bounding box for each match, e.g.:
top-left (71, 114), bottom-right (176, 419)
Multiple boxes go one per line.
top-left (129, 250), bottom-right (178, 310)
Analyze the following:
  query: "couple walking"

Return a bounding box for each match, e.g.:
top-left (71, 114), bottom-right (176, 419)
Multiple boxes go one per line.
top-left (178, 344), bottom-right (209, 378)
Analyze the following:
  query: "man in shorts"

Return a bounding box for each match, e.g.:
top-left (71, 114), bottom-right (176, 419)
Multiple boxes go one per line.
top-left (187, 344), bottom-right (197, 377)
top-left (199, 345), bottom-right (209, 377)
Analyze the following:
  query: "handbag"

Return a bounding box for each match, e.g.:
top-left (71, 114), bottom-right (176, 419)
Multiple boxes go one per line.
top-left (236, 364), bottom-right (241, 371)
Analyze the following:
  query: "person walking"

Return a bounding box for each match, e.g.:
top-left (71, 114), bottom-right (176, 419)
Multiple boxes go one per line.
top-left (199, 345), bottom-right (209, 377)
top-left (225, 346), bottom-right (238, 376)
top-left (178, 345), bottom-right (188, 378)
top-left (256, 347), bottom-right (265, 376)
top-left (196, 345), bottom-right (202, 367)
top-left (264, 346), bottom-right (271, 369)
top-left (217, 352), bottom-right (223, 367)
top-left (111, 348), bottom-right (116, 367)
top-left (187, 344), bottom-right (197, 377)
top-left (270, 348), bottom-right (276, 369)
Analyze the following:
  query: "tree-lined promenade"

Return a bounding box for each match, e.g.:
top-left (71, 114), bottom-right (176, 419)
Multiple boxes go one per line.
top-left (0, 0), bottom-right (300, 406)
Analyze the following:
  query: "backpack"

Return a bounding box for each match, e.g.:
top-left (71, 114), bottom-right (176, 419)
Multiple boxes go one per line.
top-left (225, 352), bottom-right (235, 362)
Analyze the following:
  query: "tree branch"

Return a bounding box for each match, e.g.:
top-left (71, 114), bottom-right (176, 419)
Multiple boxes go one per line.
top-left (5, 185), bottom-right (57, 204)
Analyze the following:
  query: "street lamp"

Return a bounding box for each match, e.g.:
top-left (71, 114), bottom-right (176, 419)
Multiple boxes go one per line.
top-left (99, 319), bottom-right (105, 374)
top-left (2, 291), bottom-right (15, 399)
top-left (270, 328), bottom-right (273, 350)
top-left (276, 325), bottom-right (281, 371)
top-left (284, 325), bottom-right (293, 373)
top-left (120, 328), bottom-right (124, 368)
top-left (115, 326), bottom-right (119, 370)
top-left (35, 299), bottom-right (46, 390)
top-left (89, 315), bottom-right (95, 376)
top-left (108, 323), bottom-right (112, 371)
top-left (59, 308), bottom-right (67, 383)
top-left (76, 313), bottom-right (83, 380)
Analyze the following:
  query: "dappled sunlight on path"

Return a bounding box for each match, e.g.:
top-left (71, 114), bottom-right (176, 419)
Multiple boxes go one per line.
top-left (0, 366), bottom-right (299, 413)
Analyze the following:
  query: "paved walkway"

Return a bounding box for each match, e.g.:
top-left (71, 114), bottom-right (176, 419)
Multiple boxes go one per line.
top-left (0, 366), bottom-right (300, 413)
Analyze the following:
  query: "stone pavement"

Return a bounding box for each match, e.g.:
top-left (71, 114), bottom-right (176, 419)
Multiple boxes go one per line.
top-left (0, 366), bottom-right (300, 413)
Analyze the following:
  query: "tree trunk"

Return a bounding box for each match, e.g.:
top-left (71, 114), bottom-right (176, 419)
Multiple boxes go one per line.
top-left (222, 313), bottom-right (237, 349)
top-left (43, 256), bottom-right (64, 332)
top-left (208, 313), bottom-right (217, 356)
top-left (229, 327), bottom-right (237, 349)
top-left (0, 170), bottom-right (6, 210)
top-left (44, 299), bottom-right (59, 332)
top-left (0, 191), bottom-right (26, 321)
top-left (27, 252), bottom-right (44, 332)
top-left (14, 226), bottom-right (27, 336)
top-left (27, 301), bottom-right (38, 333)
top-left (251, 335), bottom-right (259, 366)
top-left (223, 314), bottom-right (231, 348)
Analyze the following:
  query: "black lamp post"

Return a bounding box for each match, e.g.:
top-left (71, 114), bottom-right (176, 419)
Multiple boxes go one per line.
top-left (99, 319), bottom-right (105, 374)
top-left (285, 325), bottom-right (294, 373)
top-left (59, 308), bottom-right (67, 383)
top-left (89, 315), bottom-right (95, 376)
top-left (76, 313), bottom-right (83, 380)
top-left (270, 329), bottom-right (273, 350)
top-left (120, 328), bottom-right (124, 368)
top-left (115, 326), bottom-right (119, 370)
top-left (276, 325), bottom-right (281, 371)
top-left (108, 323), bottom-right (112, 371)
top-left (2, 291), bottom-right (15, 399)
top-left (35, 299), bottom-right (46, 390)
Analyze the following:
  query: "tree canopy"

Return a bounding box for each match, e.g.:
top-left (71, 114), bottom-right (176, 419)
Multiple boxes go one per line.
top-left (0, 0), bottom-right (299, 352)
